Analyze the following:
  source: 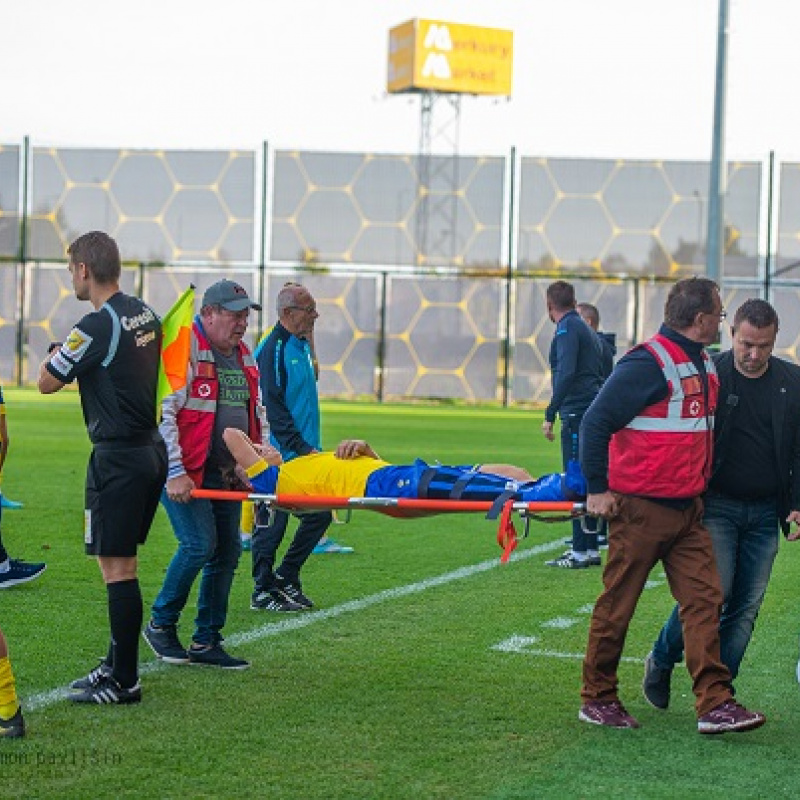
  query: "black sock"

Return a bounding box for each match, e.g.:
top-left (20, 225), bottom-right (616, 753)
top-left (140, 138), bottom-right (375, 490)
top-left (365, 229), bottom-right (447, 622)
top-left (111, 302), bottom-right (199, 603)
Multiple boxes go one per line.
top-left (106, 579), bottom-right (143, 689)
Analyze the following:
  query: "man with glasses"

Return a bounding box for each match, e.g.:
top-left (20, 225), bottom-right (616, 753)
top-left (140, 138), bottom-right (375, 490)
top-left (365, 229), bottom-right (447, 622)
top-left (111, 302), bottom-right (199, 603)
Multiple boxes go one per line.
top-left (578, 278), bottom-right (766, 733)
top-left (643, 298), bottom-right (800, 708)
top-left (144, 280), bottom-right (266, 669)
top-left (250, 283), bottom-right (338, 612)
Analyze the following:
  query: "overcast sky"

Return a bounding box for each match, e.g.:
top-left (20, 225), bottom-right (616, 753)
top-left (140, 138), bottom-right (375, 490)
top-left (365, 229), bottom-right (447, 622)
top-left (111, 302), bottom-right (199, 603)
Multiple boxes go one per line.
top-left (5, 0), bottom-right (798, 161)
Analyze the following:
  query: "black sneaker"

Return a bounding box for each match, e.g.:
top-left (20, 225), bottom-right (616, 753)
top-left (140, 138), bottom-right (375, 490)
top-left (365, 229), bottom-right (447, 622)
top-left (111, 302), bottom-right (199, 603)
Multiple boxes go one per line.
top-left (188, 644), bottom-right (250, 670)
top-left (250, 590), bottom-right (304, 612)
top-left (642, 652), bottom-right (672, 710)
top-left (70, 661), bottom-right (112, 690)
top-left (143, 622), bottom-right (189, 664)
top-left (0, 706), bottom-right (24, 738)
top-left (0, 559), bottom-right (46, 589)
top-left (275, 576), bottom-right (314, 608)
top-left (70, 675), bottom-right (142, 705)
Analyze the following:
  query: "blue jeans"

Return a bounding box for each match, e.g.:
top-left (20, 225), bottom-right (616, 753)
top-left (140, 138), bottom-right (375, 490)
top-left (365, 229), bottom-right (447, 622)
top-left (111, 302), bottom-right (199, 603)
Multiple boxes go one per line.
top-left (151, 490), bottom-right (242, 646)
top-left (561, 412), bottom-right (599, 552)
top-left (651, 494), bottom-right (779, 681)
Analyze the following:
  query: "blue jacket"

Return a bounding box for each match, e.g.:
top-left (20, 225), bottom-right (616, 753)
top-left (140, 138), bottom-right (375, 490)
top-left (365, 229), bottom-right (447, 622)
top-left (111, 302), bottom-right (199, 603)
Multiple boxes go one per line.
top-left (255, 322), bottom-right (320, 461)
top-left (545, 309), bottom-right (603, 422)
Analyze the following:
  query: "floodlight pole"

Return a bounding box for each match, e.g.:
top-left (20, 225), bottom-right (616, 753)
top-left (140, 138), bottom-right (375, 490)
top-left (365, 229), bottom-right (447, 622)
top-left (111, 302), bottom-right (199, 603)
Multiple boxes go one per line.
top-left (706, 0), bottom-right (729, 286)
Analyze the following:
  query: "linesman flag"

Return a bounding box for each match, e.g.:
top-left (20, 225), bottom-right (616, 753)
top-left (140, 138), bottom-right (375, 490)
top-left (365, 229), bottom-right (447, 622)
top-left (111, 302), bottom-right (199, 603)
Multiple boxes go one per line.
top-left (156, 285), bottom-right (195, 415)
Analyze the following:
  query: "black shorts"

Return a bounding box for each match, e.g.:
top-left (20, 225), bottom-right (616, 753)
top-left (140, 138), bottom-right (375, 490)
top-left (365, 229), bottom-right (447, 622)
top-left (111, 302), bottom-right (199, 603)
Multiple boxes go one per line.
top-left (85, 438), bottom-right (168, 557)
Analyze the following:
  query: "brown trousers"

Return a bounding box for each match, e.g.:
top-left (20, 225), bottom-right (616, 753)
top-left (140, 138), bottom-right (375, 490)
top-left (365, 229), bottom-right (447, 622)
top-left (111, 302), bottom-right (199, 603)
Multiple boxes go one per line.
top-left (581, 495), bottom-right (732, 716)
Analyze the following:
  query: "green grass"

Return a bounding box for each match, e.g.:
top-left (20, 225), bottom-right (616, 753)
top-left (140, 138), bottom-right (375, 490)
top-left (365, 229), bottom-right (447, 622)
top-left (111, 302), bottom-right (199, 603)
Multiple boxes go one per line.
top-left (1, 390), bottom-right (799, 798)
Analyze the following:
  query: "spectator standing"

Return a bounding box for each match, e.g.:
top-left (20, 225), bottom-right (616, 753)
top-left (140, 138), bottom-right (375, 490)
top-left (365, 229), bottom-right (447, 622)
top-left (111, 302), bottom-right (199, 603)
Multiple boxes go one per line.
top-left (577, 302), bottom-right (617, 381)
top-left (542, 281), bottom-right (604, 569)
top-left (251, 283), bottom-right (334, 611)
top-left (38, 231), bottom-right (167, 704)
top-left (578, 277), bottom-right (765, 734)
top-left (144, 279), bottom-right (265, 669)
top-left (643, 298), bottom-right (800, 708)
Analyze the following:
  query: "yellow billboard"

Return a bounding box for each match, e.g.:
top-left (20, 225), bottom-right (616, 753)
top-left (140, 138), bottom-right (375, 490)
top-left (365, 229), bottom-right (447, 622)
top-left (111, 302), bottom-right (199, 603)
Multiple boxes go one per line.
top-left (387, 19), bottom-right (513, 96)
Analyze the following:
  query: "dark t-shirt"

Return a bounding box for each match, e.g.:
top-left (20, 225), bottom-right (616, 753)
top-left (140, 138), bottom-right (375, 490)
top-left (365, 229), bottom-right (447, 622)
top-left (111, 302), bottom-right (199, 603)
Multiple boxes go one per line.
top-left (710, 365), bottom-right (778, 500)
top-left (46, 292), bottom-right (161, 443)
top-left (206, 348), bottom-right (250, 478)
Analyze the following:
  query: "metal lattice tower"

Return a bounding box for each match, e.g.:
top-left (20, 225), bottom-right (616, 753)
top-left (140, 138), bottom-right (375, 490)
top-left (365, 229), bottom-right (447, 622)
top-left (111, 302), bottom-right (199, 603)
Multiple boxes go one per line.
top-left (414, 91), bottom-right (462, 266)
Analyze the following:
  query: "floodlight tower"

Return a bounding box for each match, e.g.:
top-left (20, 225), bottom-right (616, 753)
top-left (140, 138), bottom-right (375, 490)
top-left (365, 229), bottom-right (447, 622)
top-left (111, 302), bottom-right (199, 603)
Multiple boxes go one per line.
top-left (706, 0), bottom-right (729, 285)
top-left (387, 19), bottom-right (514, 267)
top-left (415, 91), bottom-right (462, 265)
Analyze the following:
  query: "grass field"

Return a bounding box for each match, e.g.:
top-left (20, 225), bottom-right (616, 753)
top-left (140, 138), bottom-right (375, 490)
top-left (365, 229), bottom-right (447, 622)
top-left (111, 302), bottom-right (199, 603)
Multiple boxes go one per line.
top-left (1, 390), bottom-right (799, 798)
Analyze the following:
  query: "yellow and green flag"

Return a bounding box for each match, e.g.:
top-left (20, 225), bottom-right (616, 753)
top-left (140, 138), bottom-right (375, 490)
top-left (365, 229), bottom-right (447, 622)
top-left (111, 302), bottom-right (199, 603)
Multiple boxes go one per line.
top-left (156, 285), bottom-right (195, 415)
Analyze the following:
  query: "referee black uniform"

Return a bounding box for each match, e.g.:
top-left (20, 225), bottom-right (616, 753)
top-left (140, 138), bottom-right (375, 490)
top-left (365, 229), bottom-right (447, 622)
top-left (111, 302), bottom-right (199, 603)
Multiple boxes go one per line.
top-left (46, 293), bottom-right (167, 556)
top-left (40, 230), bottom-right (167, 704)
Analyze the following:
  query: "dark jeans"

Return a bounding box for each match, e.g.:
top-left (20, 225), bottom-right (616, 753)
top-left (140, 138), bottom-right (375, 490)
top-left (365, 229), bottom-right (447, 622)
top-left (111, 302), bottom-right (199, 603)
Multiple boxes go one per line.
top-left (582, 495), bottom-right (731, 716)
top-left (251, 506), bottom-right (331, 593)
top-left (153, 491), bottom-right (242, 646)
top-left (560, 412), bottom-right (600, 552)
top-left (651, 494), bottom-right (780, 682)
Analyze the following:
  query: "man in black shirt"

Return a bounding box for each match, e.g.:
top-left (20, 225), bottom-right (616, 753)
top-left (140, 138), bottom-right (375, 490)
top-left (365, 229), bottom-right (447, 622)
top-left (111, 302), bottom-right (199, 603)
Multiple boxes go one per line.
top-left (38, 231), bottom-right (167, 705)
top-left (643, 298), bottom-right (800, 709)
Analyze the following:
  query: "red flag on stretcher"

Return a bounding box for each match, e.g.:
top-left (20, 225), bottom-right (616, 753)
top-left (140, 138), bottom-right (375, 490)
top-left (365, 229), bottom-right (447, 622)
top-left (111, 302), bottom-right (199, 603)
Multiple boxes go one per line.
top-left (156, 285), bottom-right (195, 416)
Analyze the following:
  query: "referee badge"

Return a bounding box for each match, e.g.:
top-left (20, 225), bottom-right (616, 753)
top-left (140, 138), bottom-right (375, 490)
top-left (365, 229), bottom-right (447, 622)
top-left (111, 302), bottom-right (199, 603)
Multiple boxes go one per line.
top-left (65, 327), bottom-right (93, 361)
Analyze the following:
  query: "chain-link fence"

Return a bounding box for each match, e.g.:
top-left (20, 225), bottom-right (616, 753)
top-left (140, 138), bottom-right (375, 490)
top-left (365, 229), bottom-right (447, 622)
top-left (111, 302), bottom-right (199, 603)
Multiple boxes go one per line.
top-left (2, 141), bottom-right (797, 402)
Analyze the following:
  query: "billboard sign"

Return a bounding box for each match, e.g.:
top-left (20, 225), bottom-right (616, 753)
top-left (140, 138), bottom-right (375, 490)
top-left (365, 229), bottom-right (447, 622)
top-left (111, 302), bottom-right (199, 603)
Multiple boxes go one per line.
top-left (387, 19), bottom-right (513, 96)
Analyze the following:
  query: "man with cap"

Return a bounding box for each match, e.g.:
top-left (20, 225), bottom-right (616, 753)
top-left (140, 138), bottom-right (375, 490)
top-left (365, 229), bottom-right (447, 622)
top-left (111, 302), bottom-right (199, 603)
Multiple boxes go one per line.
top-left (144, 279), bottom-right (267, 669)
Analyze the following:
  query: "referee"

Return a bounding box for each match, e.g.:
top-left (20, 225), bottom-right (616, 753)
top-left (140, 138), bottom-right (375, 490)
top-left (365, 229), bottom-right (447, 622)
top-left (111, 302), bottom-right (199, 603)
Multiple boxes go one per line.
top-left (38, 231), bottom-right (167, 705)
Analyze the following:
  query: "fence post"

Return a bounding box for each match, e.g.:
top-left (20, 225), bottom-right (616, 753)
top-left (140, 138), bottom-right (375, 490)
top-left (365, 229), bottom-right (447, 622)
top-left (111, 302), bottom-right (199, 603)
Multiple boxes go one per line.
top-left (15, 135), bottom-right (30, 387)
top-left (502, 146), bottom-right (517, 407)
top-left (376, 271), bottom-right (388, 402)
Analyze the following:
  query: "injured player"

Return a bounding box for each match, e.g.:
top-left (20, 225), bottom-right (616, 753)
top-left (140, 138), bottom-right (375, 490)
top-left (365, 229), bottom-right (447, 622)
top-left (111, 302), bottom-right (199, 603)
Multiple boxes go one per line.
top-left (222, 429), bottom-right (586, 504)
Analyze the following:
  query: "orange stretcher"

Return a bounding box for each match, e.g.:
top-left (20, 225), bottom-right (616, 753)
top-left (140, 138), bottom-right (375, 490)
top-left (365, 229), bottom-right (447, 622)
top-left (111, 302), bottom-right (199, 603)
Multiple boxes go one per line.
top-left (191, 489), bottom-right (587, 563)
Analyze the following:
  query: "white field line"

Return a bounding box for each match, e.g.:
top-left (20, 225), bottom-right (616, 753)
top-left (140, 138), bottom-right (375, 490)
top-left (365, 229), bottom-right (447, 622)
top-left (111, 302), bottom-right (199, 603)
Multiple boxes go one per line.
top-left (492, 574), bottom-right (667, 660)
top-left (25, 536), bottom-right (568, 711)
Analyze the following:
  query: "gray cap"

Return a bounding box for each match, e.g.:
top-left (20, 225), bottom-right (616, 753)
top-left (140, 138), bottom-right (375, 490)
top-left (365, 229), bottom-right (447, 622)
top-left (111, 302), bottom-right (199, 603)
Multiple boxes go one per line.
top-left (202, 279), bottom-right (261, 312)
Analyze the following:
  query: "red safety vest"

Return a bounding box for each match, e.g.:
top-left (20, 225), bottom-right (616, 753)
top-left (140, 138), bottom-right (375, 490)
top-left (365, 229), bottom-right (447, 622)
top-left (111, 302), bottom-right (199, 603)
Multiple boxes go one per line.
top-left (177, 321), bottom-right (261, 486)
top-left (608, 334), bottom-right (719, 498)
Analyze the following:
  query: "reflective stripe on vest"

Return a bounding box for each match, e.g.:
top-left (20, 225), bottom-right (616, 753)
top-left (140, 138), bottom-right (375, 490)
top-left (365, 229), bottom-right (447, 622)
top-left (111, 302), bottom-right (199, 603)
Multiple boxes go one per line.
top-left (608, 334), bottom-right (718, 498)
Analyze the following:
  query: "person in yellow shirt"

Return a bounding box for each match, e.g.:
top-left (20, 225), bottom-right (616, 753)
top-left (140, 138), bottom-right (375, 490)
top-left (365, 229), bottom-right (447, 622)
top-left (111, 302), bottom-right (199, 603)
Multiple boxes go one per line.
top-left (222, 429), bottom-right (585, 507)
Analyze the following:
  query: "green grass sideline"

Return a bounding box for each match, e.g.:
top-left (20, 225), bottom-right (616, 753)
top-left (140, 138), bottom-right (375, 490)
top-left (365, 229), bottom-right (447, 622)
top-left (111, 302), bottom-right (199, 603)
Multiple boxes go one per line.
top-left (0, 390), bottom-right (797, 798)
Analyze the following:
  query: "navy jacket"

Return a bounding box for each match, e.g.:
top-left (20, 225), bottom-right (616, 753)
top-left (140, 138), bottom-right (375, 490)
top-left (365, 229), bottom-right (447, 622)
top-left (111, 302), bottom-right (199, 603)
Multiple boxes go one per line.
top-left (545, 309), bottom-right (604, 423)
top-left (597, 331), bottom-right (617, 381)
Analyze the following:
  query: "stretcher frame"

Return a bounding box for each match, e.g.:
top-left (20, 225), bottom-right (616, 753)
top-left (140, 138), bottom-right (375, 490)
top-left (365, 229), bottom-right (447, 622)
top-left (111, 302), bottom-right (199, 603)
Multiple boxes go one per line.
top-left (192, 489), bottom-right (587, 563)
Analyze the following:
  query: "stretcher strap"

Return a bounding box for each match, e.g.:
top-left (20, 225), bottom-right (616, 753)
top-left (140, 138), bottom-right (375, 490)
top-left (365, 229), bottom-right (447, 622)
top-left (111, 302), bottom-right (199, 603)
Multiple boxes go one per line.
top-left (497, 499), bottom-right (518, 564)
top-left (486, 489), bottom-right (517, 520)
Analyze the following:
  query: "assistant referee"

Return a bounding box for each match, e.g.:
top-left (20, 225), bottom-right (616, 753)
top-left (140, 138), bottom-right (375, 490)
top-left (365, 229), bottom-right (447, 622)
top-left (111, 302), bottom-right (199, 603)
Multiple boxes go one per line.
top-left (38, 231), bottom-right (167, 705)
